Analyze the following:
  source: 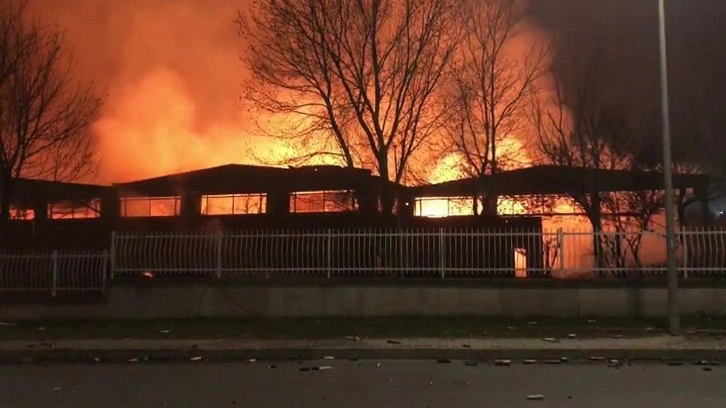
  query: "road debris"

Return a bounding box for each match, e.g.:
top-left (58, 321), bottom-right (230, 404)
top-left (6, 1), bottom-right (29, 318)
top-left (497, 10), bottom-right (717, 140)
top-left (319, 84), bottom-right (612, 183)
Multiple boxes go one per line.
top-left (526, 394), bottom-right (544, 401)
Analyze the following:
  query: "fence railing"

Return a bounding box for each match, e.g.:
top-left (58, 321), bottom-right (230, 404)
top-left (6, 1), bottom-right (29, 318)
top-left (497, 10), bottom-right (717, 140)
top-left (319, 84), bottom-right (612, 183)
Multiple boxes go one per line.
top-left (0, 251), bottom-right (108, 297)
top-left (109, 228), bottom-right (726, 279)
top-left (1, 228), bottom-right (724, 295)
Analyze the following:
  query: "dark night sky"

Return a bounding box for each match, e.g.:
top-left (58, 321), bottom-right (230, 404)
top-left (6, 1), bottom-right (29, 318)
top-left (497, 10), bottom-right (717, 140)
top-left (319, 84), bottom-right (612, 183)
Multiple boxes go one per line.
top-left (529, 0), bottom-right (726, 168)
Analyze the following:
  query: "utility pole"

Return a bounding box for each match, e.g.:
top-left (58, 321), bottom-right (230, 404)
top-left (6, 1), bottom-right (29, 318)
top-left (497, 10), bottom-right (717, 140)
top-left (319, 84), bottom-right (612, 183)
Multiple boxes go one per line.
top-left (658, 0), bottom-right (680, 335)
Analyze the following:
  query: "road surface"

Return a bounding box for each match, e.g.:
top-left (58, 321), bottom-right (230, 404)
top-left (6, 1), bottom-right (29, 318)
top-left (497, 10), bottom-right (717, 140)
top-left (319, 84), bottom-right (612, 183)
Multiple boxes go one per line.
top-left (1, 360), bottom-right (724, 407)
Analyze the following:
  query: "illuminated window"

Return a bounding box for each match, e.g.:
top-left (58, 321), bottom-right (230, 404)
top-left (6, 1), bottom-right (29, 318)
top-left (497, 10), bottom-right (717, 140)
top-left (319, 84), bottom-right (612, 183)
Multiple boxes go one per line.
top-left (9, 207), bottom-right (35, 220)
top-left (201, 194), bottom-right (267, 215)
top-left (290, 190), bottom-right (358, 213)
top-left (414, 197), bottom-right (479, 218)
top-left (120, 196), bottom-right (181, 217)
top-left (47, 199), bottom-right (101, 219)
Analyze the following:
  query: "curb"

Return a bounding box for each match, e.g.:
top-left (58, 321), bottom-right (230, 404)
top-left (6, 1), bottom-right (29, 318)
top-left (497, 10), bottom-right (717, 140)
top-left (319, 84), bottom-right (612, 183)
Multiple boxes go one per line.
top-left (1, 348), bottom-right (725, 365)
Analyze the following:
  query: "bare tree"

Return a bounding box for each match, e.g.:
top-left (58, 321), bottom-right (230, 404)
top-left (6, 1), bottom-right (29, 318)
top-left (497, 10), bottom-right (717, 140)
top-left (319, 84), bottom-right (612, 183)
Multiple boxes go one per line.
top-left (239, 0), bottom-right (460, 214)
top-left (0, 0), bottom-right (101, 239)
top-left (531, 51), bottom-right (634, 271)
top-left (446, 0), bottom-right (548, 215)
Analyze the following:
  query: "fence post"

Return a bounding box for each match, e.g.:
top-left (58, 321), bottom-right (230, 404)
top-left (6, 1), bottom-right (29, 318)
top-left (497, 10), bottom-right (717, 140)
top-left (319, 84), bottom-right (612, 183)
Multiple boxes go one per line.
top-left (101, 250), bottom-right (109, 288)
top-left (326, 229), bottom-right (332, 279)
top-left (681, 231), bottom-right (688, 280)
top-left (216, 230), bottom-right (223, 280)
top-left (557, 228), bottom-right (565, 275)
top-left (109, 231), bottom-right (116, 280)
top-left (51, 250), bottom-right (58, 298)
top-left (439, 228), bottom-right (445, 279)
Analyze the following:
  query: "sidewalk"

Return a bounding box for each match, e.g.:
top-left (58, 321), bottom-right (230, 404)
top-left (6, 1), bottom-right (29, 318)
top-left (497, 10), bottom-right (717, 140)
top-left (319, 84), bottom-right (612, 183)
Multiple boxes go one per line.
top-left (2, 336), bottom-right (726, 363)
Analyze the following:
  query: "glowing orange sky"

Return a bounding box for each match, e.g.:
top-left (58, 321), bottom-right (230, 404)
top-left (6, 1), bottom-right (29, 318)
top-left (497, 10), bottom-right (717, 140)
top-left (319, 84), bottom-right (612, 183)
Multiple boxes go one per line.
top-left (29, 0), bottom-right (556, 186)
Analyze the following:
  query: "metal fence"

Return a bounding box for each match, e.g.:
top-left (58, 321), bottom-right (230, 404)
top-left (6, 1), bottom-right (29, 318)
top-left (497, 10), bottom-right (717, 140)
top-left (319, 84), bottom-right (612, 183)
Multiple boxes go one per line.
top-left (109, 228), bottom-right (726, 279)
top-left (0, 251), bottom-right (108, 298)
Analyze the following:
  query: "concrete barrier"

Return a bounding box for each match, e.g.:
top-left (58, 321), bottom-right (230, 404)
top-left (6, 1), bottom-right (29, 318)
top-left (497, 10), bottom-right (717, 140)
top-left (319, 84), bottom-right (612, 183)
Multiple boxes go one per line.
top-left (3, 280), bottom-right (726, 320)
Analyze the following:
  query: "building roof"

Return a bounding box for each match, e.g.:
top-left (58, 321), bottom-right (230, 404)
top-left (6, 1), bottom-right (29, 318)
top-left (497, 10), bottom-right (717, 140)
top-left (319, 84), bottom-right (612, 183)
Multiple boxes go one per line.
top-left (11, 179), bottom-right (109, 205)
top-left (112, 164), bottom-right (380, 196)
top-left (409, 165), bottom-right (710, 197)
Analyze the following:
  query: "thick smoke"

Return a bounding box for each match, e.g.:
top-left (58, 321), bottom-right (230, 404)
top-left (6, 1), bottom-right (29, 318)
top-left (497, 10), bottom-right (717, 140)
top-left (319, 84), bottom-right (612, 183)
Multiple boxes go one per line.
top-left (33, 0), bottom-right (264, 182)
top-left (34, 0), bottom-right (556, 184)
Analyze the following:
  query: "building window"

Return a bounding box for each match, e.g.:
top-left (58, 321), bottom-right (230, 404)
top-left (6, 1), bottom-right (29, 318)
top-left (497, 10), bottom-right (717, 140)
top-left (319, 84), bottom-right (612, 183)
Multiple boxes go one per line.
top-left (201, 194), bottom-right (266, 215)
top-left (290, 190), bottom-right (358, 213)
top-left (9, 207), bottom-right (35, 220)
top-left (120, 196), bottom-right (181, 217)
top-left (47, 199), bottom-right (101, 219)
top-left (414, 197), bottom-right (478, 218)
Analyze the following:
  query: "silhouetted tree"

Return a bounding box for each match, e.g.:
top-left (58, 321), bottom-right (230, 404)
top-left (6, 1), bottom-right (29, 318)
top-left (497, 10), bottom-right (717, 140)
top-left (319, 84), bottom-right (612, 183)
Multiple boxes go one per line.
top-left (239, 0), bottom-right (460, 214)
top-left (0, 0), bottom-right (102, 243)
top-left (446, 0), bottom-right (548, 215)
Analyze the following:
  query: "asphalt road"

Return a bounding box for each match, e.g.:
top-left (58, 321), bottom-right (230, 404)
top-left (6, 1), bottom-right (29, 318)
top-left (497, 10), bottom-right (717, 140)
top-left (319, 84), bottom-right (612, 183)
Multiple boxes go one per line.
top-left (1, 360), bottom-right (724, 408)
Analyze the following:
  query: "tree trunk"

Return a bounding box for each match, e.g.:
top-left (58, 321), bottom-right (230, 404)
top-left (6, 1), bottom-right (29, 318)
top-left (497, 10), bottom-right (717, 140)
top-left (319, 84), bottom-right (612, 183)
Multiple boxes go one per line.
top-left (589, 194), bottom-right (606, 276)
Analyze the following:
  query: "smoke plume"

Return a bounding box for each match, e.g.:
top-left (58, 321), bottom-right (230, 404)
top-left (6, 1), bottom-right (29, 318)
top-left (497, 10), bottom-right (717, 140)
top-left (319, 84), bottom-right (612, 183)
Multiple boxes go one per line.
top-left (32, 0), bottom-right (266, 182)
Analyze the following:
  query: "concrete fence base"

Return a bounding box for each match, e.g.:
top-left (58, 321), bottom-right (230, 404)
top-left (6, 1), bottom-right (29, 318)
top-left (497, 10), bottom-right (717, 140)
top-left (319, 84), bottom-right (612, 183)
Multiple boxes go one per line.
top-left (2, 280), bottom-right (726, 320)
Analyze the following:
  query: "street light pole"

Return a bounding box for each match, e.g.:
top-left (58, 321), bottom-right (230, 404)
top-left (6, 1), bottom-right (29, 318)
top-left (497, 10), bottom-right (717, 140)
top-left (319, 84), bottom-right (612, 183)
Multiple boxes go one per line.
top-left (658, 0), bottom-right (680, 335)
